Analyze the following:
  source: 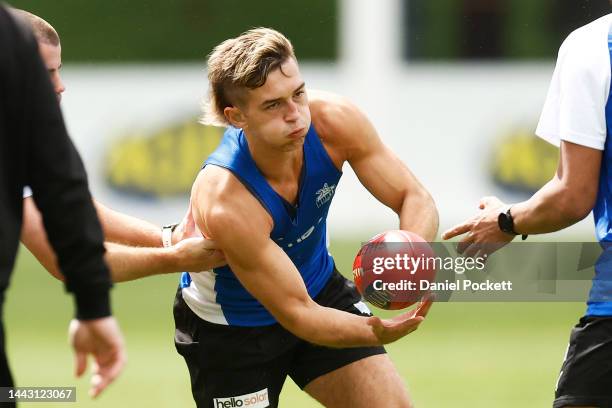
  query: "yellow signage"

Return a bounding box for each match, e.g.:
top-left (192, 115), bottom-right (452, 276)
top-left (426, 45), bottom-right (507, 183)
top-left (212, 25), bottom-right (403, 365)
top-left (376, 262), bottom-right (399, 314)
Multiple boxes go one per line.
top-left (105, 118), bottom-right (224, 197)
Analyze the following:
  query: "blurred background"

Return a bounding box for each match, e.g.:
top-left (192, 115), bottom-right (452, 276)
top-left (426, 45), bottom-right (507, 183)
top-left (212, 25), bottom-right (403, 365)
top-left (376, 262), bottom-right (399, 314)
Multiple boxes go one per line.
top-left (6, 0), bottom-right (611, 406)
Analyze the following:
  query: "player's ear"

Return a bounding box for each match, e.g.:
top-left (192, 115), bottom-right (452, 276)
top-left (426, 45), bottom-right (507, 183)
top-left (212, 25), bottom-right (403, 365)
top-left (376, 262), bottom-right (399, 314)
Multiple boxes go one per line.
top-left (224, 106), bottom-right (247, 129)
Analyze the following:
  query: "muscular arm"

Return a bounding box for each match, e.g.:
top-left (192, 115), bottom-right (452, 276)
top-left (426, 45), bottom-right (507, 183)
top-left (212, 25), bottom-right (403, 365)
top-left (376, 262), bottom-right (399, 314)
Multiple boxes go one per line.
top-left (441, 141), bottom-right (602, 249)
top-left (22, 197), bottom-right (224, 282)
top-left (314, 96), bottom-right (439, 240)
top-left (193, 167), bottom-right (427, 348)
top-left (511, 141), bottom-right (601, 234)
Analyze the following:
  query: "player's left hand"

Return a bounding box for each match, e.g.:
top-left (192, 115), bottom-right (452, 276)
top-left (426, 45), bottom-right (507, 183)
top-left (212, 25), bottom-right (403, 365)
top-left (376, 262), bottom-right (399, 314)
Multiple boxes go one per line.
top-left (367, 293), bottom-right (434, 344)
top-left (441, 196), bottom-right (515, 258)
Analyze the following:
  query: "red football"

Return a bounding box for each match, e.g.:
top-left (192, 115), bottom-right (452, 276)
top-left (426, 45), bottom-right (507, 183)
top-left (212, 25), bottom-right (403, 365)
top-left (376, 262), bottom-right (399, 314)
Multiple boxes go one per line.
top-left (352, 230), bottom-right (436, 310)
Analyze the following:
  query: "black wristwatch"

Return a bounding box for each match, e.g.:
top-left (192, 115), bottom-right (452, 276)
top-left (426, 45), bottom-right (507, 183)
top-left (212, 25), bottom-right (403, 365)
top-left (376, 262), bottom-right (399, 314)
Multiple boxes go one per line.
top-left (497, 206), bottom-right (528, 241)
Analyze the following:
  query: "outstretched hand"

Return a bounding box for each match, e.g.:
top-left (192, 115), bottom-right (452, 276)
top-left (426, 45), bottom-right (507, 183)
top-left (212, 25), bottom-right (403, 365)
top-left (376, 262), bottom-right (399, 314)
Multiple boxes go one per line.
top-left (441, 196), bottom-right (515, 258)
top-left (367, 293), bottom-right (434, 344)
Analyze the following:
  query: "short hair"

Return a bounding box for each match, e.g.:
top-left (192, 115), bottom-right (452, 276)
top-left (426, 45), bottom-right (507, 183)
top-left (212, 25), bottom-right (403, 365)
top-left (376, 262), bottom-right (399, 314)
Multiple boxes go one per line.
top-left (202, 28), bottom-right (296, 127)
top-left (11, 9), bottom-right (60, 46)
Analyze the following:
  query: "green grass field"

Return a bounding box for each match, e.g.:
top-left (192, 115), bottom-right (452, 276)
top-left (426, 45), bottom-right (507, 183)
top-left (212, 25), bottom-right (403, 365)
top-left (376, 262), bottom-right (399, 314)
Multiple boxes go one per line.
top-left (5, 239), bottom-right (585, 407)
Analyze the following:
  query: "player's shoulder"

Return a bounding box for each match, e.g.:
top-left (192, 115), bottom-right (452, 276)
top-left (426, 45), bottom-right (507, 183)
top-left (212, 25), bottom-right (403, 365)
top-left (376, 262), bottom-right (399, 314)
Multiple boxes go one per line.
top-left (308, 90), bottom-right (366, 143)
top-left (560, 14), bottom-right (612, 59)
top-left (192, 166), bottom-right (270, 235)
top-left (193, 165), bottom-right (251, 209)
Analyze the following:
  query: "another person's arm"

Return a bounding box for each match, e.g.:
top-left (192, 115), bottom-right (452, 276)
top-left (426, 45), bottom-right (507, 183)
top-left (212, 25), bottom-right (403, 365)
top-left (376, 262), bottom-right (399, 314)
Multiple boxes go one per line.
top-left (21, 197), bottom-right (225, 282)
top-left (442, 142), bottom-right (601, 249)
top-left (93, 201), bottom-right (163, 246)
top-left (193, 168), bottom-right (431, 348)
top-left (442, 29), bottom-right (605, 252)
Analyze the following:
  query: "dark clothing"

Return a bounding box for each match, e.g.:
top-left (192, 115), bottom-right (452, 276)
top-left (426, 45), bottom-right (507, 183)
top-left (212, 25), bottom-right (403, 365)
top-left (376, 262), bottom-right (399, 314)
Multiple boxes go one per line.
top-left (0, 4), bottom-right (115, 392)
top-left (174, 268), bottom-right (386, 408)
top-left (553, 316), bottom-right (612, 408)
top-left (0, 5), bottom-right (112, 319)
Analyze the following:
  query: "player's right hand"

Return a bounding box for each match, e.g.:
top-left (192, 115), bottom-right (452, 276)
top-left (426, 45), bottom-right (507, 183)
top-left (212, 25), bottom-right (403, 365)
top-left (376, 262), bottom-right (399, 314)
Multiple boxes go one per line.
top-left (68, 316), bottom-right (126, 398)
top-left (367, 293), bottom-right (434, 344)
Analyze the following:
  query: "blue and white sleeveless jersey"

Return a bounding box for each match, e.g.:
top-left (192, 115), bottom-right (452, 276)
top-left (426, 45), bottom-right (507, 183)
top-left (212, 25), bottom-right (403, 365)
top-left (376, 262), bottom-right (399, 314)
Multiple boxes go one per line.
top-left (536, 14), bottom-right (612, 315)
top-left (180, 125), bottom-right (342, 326)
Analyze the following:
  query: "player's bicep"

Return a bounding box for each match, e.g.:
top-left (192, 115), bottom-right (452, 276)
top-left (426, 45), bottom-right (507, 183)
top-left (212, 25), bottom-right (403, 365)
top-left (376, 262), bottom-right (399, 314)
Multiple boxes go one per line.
top-left (347, 118), bottom-right (427, 214)
top-left (213, 219), bottom-right (313, 327)
top-left (191, 169), bottom-right (314, 327)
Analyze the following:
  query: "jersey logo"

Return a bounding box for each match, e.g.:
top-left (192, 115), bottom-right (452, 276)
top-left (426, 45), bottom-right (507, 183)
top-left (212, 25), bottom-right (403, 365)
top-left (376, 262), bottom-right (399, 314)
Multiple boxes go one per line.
top-left (315, 183), bottom-right (336, 208)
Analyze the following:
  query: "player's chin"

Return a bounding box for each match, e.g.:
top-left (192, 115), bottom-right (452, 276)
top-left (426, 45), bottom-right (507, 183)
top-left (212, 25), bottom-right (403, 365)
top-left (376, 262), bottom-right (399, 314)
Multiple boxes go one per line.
top-left (281, 136), bottom-right (305, 150)
top-left (280, 143), bottom-right (303, 153)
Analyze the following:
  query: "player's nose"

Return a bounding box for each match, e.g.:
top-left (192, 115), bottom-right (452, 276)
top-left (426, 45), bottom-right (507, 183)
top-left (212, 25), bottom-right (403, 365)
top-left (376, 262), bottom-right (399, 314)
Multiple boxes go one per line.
top-left (285, 100), bottom-right (300, 122)
top-left (53, 74), bottom-right (66, 101)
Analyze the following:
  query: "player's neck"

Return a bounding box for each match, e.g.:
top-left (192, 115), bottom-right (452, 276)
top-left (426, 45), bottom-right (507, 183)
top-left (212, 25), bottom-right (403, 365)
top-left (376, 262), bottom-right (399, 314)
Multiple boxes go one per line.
top-left (247, 139), bottom-right (303, 184)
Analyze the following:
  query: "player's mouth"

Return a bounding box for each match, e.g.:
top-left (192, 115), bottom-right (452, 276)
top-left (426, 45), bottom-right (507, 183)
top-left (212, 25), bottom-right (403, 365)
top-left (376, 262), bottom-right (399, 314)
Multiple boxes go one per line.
top-left (288, 127), bottom-right (305, 138)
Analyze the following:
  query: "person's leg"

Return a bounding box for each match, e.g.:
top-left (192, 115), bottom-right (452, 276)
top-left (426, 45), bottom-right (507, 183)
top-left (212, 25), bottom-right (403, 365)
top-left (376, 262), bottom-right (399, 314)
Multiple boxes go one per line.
top-left (553, 316), bottom-right (612, 408)
top-left (303, 354), bottom-right (412, 408)
top-left (290, 268), bottom-right (412, 407)
top-left (173, 287), bottom-right (294, 408)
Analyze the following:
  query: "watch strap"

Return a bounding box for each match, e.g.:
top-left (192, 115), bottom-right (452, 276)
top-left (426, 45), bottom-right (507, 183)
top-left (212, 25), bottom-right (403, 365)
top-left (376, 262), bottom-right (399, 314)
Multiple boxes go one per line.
top-left (162, 223), bottom-right (179, 248)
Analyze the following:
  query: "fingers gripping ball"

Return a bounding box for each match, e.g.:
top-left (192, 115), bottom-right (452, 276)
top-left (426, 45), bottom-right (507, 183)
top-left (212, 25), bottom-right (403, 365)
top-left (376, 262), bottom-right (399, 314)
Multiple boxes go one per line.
top-left (353, 230), bottom-right (436, 310)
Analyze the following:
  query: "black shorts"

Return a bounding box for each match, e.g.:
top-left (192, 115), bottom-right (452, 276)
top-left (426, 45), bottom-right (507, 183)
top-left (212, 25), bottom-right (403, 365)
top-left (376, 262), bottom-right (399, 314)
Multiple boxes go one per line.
top-left (554, 316), bottom-right (612, 408)
top-left (173, 268), bottom-right (386, 408)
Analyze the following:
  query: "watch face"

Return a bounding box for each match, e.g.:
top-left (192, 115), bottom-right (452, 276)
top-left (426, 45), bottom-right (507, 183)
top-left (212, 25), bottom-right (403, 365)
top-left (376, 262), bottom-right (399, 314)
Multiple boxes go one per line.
top-left (498, 212), bottom-right (513, 234)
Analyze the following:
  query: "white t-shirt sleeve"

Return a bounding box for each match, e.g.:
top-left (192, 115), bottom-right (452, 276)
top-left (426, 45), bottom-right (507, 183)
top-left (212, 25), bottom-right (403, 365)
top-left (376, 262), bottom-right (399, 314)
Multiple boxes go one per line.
top-left (536, 27), bottom-right (611, 151)
top-left (23, 186), bottom-right (32, 198)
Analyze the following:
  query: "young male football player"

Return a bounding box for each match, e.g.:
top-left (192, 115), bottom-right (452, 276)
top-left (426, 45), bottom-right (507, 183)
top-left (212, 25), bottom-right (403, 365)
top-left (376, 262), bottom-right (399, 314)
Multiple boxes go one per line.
top-left (175, 28), bottom-right (439, 408)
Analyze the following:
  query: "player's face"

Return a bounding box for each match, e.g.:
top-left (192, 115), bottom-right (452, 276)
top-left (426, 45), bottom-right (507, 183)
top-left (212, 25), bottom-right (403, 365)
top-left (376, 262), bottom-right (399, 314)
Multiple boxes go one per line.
top-left (38, 42), bottom-right (65, 102)
top-left (240, 58), bottom-right (311, 151)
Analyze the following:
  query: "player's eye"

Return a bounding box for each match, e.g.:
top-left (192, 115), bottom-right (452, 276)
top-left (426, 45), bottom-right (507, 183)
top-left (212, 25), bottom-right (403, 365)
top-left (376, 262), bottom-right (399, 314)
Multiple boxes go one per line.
top-left (265, 102), bottom-right (280, 110)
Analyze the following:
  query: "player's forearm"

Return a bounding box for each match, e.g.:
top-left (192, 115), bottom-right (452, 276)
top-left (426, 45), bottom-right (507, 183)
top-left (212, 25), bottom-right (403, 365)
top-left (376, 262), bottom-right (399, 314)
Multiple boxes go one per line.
top-left (512, 178), bottom-right (593, 234)
top-left (103, 242), bottom-right (187, 282)
top-left (94, 201), bottom-right (162, 247)
top-left (21, 232), bottom-right (64, 281)
top-left (399, 189), bottom-right (439, 241)
top-left (22, 240), bottom-right (178, 283)
top-left (283, 302), bottom-right (380, 348)
top-left (21, 198), bottom-right (65, 281)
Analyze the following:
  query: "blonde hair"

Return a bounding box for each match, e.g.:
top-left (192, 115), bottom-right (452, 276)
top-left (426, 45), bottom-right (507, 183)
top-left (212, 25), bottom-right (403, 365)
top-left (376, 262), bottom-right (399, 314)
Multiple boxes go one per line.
top-left (11, 9), bottom-right (60, 46)
top-left (202, 28), bottom-right (296, 126)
